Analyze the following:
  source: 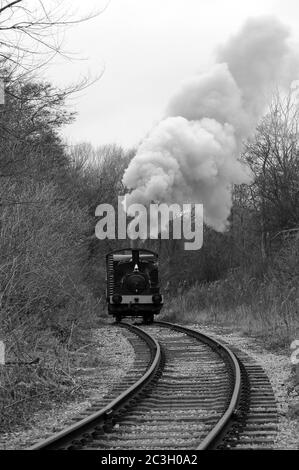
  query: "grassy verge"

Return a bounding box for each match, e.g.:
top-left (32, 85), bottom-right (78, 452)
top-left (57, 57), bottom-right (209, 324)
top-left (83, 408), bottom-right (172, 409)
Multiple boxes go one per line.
top-left (161, 242), bottom-right (299, 351)
top-left (0, 294), bottom-right (105, 432)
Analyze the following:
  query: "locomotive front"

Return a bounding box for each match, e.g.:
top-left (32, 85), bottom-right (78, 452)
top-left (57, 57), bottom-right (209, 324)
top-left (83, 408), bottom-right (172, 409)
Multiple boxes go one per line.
top-left (105, 248), bottom-right (163, 323)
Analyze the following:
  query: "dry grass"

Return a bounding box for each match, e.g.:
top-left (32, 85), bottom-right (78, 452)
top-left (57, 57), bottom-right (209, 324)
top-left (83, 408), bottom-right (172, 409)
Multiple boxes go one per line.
top-left (162, 241), bottom-right (299, 351)
top-left (0, 178), bottom-right (106, 430)
top-left (0, 294), bottom-right (105, 431)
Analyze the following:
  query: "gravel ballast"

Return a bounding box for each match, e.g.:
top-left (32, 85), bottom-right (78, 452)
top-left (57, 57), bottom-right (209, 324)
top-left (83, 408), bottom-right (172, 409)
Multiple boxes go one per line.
top-left (189, 323), bottom-right (299, 450)
top-left (0, 322), bottom-right (297, 450)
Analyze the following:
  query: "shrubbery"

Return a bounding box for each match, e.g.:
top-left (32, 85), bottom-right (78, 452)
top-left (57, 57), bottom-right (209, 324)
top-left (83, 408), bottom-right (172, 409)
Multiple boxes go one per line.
top-left (0, 75), bottom-right (105, 428)
top-left (163, 238), bottom-right (299, 349)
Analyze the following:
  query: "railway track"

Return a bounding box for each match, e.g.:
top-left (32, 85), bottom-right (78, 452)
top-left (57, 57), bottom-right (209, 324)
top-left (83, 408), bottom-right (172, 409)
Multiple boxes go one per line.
top-left (29, 321), bottom-right (277, 450)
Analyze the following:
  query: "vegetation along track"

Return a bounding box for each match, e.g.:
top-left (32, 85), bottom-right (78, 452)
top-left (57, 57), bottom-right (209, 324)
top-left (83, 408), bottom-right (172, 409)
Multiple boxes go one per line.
top-left (29, 321), bottom-right (278, 450)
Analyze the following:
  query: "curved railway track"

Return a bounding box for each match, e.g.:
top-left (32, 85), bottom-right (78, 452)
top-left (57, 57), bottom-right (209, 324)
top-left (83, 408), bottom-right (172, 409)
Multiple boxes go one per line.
top-left (29, 321), bottom-right (277, 450)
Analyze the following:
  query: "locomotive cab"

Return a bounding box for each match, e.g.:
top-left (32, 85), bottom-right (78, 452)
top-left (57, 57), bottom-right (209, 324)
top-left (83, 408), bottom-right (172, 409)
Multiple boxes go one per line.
top-left (105, 248), bottom-right (163, 323)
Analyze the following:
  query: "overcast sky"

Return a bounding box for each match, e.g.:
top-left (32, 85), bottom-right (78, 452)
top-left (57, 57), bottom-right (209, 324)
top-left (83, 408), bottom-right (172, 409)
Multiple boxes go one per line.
top-left (45, 0), bottom-right (299, 149)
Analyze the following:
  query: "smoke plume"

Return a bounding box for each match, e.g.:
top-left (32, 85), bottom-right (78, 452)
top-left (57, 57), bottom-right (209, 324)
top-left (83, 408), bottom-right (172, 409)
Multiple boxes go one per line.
top-left (123, 16), bottom-right (298, 232)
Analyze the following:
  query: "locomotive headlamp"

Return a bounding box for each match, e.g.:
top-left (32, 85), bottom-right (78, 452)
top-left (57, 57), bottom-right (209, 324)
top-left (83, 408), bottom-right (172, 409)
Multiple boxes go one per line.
top-left (112, 294), bottom-right (122, 304)
top-left (152, 294), bottom-right (162, 304)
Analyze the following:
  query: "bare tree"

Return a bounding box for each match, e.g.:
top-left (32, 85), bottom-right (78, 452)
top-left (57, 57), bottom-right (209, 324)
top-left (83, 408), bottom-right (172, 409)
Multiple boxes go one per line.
top-left (0, 0), bottom-right (107, 77)
top-left (243, 89), bottom-right (299, 255)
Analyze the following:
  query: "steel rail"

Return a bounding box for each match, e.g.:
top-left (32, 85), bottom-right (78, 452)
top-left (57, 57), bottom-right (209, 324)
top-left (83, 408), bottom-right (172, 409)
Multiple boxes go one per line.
top-left (154, 321), bottom-right (242, 450)
top-left (28, 323), bottom-right (161, 450)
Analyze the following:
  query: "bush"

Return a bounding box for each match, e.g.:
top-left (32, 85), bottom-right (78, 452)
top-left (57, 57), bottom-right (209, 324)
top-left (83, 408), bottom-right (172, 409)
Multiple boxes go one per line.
top-left (162, 239), bottom-right (299, 349)
top-left (0, 177), bottom-right (106, 428)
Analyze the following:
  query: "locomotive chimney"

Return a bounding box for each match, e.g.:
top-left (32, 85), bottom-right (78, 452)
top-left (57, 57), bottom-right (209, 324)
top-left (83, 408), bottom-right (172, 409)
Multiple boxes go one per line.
top-left (130, 239), bottom-right (141, 250)
top-left (132, 249), bottom-right (139, 265)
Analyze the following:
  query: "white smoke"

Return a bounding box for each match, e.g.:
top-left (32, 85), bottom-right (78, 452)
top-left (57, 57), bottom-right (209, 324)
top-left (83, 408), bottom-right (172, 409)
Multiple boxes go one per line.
top-left (122, 16), bottom-right (299, 232)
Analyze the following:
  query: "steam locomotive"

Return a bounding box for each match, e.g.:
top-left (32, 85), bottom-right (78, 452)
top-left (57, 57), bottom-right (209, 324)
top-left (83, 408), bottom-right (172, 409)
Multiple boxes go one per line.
top-left (105, 248), bottom-right (163, 323)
